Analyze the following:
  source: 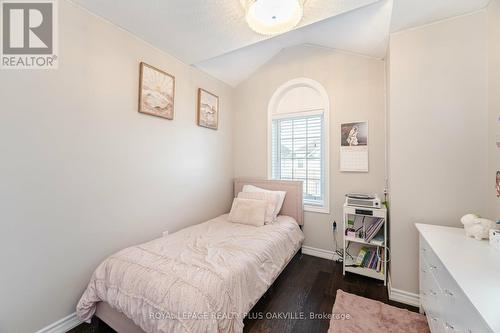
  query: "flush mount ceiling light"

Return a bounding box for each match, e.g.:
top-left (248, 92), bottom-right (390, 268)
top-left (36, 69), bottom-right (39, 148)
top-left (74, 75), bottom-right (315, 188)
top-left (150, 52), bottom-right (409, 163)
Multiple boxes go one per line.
top-left (242, 0), bottom-right (305, 36)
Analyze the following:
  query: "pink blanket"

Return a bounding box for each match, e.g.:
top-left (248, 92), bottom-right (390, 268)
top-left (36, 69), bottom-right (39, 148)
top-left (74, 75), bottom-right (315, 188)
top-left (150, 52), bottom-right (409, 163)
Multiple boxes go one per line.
top-left (77, 214), bottom-right (304, 333)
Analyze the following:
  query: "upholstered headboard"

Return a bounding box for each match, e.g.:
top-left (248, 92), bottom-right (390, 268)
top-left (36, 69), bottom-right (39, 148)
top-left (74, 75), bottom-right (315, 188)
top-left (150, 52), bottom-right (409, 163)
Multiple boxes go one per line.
top-left (233, 178), bottom-right (304, 225)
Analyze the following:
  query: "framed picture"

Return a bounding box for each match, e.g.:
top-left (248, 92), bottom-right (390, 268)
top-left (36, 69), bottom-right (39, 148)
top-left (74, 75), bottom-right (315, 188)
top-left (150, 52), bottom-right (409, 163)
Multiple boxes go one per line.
top-left (197, 88), bottom-right (219, 130)
top-left (138, 62), bottom-right (175, 120)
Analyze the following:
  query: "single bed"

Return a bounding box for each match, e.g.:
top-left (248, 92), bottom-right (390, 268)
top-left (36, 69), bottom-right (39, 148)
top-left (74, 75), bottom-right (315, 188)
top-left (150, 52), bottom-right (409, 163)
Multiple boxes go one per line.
top-left (76, 178), bottom-right (304, 333)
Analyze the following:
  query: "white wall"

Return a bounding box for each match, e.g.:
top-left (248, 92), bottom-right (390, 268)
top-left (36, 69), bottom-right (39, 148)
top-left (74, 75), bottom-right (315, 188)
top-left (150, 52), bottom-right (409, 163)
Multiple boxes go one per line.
top-left (0, 1), bottom-right (234, 332)
top-left (388, 11), bottom-right (490, 294)
top-left (489, 0), bottom-right (500, 219)
top-left (233, 45), bottom-right (387, 252)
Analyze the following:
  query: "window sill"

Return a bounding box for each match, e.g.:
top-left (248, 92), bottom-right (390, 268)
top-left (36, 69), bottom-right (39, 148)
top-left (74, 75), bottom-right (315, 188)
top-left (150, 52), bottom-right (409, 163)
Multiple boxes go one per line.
top-left (304, 205), bottom-right (330, 214)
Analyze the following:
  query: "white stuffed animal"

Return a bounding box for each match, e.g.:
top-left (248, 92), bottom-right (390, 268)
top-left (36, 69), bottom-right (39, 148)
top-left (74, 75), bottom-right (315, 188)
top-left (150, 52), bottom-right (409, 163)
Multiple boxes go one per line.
top-left (460, 214), bottom-right (495, 240)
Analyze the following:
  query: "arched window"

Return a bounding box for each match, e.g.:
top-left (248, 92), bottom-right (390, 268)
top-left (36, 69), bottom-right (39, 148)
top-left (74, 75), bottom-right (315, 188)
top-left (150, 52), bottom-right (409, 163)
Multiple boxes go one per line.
top-left (268, 78), bottom-right (330, 213)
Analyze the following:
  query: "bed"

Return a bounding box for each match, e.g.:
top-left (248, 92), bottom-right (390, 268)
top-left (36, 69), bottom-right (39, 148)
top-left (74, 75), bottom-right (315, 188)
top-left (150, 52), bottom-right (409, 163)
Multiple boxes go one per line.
top-left (76, 178), bottom-right (304, 333)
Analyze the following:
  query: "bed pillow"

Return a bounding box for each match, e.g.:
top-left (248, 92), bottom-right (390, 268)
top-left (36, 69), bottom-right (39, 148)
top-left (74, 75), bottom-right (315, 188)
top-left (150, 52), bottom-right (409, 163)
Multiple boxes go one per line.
top-left (242, 185), bottom-right (286, 220)
top-left (228, 198), bottom-right (267, 227)
top-left (237, 191), bottom-right (277, 224)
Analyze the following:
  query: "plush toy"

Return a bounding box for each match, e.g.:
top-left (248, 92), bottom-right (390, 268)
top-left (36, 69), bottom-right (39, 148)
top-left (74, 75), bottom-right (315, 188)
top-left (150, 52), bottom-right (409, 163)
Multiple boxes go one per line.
top-left (460, 214), bottom-right (496, 240)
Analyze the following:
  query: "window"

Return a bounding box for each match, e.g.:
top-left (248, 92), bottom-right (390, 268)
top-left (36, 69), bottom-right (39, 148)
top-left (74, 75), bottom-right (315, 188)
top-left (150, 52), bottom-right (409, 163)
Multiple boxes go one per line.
top-left (271, 114), bottom-right (325, 207)
top-left (268, 78), bottom-right (329, 213)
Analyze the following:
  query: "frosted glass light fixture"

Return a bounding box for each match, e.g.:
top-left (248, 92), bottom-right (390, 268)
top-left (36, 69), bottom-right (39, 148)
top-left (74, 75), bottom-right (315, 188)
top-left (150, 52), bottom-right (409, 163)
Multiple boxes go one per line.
top-left (243, 0), bottom-right (305, 35)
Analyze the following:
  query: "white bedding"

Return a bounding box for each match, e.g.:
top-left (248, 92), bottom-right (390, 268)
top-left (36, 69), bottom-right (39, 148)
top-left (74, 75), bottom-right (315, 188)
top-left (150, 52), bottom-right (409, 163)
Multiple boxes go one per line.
top-left (76, 214), bottom-right (304, 333)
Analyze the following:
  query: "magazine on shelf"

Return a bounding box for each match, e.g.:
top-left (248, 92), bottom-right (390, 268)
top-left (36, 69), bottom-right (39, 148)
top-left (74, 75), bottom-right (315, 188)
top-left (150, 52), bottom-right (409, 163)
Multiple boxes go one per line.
top-left (370, 229), bottom-right (385, 246)
top-left (364, 217), bottom-right (385, 242)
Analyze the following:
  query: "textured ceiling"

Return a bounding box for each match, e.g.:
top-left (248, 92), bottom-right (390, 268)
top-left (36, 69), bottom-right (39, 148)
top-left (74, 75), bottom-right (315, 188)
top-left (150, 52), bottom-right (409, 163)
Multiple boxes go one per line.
top-left (72, 0), bottom-right (492, 86)
top-left (72, 0), bottom-right (378, 64)
top-left (196, 0), bottom-right (393, 86)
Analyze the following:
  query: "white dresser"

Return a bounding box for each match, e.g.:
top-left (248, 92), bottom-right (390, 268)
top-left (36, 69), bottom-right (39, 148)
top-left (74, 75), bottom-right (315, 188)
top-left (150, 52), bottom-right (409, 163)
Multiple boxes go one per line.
top-left (416, 223), bottom-right (500, 333)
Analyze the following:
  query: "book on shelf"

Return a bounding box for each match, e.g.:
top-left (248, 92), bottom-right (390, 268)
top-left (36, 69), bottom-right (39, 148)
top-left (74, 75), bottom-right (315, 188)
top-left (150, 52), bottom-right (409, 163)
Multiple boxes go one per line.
top-left (377, 250), bottom-right (384, 273)
top-left (355, 247), bottom-right (368, 266)
top-left (366, 249), bottom-right (373, 267)
top-left (366, 249), bottom-right (375, 268)
top-left (370, 250), bottom-right (378, 269)
top-left (355, 247), bottom-right (383, 271)
top-left (362, 249), bottom-right (372, 267)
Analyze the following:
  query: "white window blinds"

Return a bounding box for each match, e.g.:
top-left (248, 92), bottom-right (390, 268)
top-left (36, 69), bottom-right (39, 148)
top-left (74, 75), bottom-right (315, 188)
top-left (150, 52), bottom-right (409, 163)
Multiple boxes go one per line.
top-left (271, 114), bottom-right (325, 207)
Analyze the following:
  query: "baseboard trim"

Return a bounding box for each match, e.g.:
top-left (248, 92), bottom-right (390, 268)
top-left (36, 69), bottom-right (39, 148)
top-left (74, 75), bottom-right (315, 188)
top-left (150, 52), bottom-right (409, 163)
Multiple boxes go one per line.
top-left (35, 312), bottom-right (82, 333)
top-left (301, 245), bottom-right (341, 261)
top-left (387, 275), bottom-right (420, 308)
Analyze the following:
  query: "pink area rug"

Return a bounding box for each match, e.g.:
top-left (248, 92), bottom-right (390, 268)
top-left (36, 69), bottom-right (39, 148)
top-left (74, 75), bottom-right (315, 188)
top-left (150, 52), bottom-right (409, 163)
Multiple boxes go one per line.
top-left (328, 290), bottom-right (430, 333)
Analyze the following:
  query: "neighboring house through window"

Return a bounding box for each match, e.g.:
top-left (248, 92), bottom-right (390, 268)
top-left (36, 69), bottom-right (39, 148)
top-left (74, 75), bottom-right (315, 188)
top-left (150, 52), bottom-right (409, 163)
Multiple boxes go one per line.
top-left (268, 78), bottom-right (330, 213)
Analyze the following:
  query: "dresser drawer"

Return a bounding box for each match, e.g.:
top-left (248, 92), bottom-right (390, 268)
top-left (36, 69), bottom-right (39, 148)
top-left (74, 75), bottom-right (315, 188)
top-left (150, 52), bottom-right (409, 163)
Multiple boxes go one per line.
top-left (419, 235), bottom-right (493, 333)
top-left (431, 263), bottom-right (470, 329)
top-left (421, 237), bottom-right (444, 276)
top-left (425, 311), bottom-right (468, 333)
top-left (420, 257), bottom-right (443, 316)
top-left (426, 312), bottom-right (445, 333)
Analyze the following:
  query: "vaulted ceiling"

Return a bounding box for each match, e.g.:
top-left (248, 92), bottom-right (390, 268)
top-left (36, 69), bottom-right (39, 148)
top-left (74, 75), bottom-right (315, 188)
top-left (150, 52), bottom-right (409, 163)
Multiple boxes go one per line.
top-left (73, 0), bottom-right (491, 86)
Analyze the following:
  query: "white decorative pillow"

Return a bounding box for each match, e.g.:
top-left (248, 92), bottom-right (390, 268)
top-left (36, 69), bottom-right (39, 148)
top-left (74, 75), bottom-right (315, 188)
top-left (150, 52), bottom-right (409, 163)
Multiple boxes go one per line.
top-left (242, 185), bottom-right (286, 220)
top-left (228, 198), bottom-right (267, 227)
top-left (237, 191), bottom-right (277, 224)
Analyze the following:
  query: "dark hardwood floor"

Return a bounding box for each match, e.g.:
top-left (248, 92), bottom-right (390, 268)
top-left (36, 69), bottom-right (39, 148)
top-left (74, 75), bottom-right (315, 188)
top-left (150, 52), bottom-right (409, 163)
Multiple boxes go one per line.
top-left (70, 253), bottom-right (417, 333)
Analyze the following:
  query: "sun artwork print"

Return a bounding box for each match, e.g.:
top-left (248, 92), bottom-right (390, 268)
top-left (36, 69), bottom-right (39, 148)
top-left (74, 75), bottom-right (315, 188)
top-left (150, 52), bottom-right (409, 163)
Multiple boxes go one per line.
top-left (139, 62), bottom-right (175, 119)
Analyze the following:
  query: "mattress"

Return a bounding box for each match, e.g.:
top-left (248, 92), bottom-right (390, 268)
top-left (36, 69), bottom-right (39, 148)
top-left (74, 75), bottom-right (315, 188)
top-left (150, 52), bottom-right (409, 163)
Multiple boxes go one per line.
top-left (76, 214), bottom-right (304, 333)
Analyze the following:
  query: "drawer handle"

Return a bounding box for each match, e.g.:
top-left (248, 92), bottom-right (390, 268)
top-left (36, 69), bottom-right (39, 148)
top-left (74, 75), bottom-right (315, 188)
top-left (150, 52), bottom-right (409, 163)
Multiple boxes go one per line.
top-left (421, 269), bottom-right (427, 273)
top-left (445, 322), bottom-right (455, 331)
top-left (429, 290), bottom-right (437, 296)
top-left (443, 289), bottom-right (454, 297)
top-left (429, 264), bottom-right (437, 270)
top-left (422, 247), bottom-right (427, 252)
